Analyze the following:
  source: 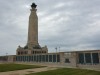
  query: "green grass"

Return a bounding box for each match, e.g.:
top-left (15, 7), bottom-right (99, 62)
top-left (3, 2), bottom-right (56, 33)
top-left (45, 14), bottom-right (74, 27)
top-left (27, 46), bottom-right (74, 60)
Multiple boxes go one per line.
top-left (0, 63), bottom-right (44, 72)
top-left (27, 68), bottom-right (100, 75)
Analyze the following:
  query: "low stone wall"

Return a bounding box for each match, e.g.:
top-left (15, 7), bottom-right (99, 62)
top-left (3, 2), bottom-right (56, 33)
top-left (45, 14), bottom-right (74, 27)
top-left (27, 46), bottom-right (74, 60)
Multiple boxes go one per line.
top-left (14, 62), bottom-right (76, 68)
top-left (0, 55), bottom-right (16, 62)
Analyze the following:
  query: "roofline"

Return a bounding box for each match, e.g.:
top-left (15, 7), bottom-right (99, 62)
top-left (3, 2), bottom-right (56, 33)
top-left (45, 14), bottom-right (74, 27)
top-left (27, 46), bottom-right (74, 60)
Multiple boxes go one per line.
top-left (60, 49), bottom-right (100, 53)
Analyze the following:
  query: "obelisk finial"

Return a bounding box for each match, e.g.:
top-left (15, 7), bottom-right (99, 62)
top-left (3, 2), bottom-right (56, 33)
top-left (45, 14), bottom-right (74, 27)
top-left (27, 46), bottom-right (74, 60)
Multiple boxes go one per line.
top-left (31, 3), bottom-right (37, 9)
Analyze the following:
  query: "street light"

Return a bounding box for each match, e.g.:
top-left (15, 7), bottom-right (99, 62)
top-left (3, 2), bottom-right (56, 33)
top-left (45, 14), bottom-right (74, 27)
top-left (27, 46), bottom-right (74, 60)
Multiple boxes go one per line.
top-left (55, 47), bottom-right (57, 53)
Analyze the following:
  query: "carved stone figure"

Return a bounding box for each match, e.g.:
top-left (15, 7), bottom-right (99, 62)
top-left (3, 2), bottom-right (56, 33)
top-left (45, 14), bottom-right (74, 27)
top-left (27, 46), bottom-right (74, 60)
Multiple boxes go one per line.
top-left (31, 3), bottom-right (37, 8)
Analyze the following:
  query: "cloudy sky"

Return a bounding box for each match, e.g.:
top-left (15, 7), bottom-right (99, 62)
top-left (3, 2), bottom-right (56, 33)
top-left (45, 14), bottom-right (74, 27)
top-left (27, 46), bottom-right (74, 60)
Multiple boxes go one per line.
top-left (0, 0), bottom-right (100, 55)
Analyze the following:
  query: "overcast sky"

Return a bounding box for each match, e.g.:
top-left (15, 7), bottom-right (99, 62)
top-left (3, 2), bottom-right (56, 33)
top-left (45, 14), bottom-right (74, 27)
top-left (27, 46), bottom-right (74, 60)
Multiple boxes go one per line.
top-left (0, 0), bottom-right (100, 55)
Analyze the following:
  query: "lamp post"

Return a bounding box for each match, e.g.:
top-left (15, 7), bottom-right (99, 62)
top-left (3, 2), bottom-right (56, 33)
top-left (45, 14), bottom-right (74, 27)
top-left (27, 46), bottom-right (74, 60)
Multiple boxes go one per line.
top-left (55, 47), bottom-right (57, 53)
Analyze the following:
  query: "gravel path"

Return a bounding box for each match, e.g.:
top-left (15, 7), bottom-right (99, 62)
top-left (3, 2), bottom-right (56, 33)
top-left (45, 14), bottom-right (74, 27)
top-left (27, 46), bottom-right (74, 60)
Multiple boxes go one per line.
top-left (0, 67), bottom-right (58, 75)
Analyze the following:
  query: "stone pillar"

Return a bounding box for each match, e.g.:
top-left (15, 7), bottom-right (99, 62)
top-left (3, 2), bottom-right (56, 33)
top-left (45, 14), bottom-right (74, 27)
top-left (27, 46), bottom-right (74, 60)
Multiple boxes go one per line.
top-left (48, 55), bottom-right (49, 62)
top-left (84, 53), bottom-right (86, 64)
top-left (52, 54), bottom-right (53, 63)
top-left (44, 54), bottom-right (46, 62)
top-left (33, 55), bottom-right (34, 62)
top-left (27, 8), bottom-right (39, 49)
top-left (59, 52), bottom-right (64, 64)
top-left (91, 52), bottom-right (93, 65)
top-left (75, 52), bottom-right (79, 67)
top-left (99, 52), bottom-right (100, 63)
top-left (28, 50), bottom-right (31, 54)
top-left (56, 53), bottom-right (58, 63)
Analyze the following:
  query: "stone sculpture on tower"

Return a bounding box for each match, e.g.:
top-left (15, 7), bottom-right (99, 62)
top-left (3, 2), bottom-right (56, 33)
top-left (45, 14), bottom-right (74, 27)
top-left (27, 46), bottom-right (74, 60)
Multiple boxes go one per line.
top-left (16, 3), bottom-right (48, 55)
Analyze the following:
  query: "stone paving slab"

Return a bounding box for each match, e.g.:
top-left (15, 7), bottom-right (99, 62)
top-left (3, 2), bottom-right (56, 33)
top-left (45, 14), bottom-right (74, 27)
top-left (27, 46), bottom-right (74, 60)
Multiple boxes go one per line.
top-left (0, 67), bottom-right (58, 75)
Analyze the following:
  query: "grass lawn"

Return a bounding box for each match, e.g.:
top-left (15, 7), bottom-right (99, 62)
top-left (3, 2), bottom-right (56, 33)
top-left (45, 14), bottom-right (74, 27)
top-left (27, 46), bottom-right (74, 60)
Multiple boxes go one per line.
top-left (27, 68), bottom-right (100, 75)
top-left (0, 63), bottom-right (44, 72)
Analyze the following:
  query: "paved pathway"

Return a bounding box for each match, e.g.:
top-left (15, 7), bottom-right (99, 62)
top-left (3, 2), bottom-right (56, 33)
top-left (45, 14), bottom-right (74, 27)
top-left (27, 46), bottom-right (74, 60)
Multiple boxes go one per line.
top-left (0, 67), bottom-right (58, 75)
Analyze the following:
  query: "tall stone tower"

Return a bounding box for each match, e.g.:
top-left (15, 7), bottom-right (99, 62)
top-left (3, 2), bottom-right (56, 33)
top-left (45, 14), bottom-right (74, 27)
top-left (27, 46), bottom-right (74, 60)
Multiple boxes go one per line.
top-left (27, 3), bottom-right (40, 49)
top-left (16, 3), bottom-right (48, 55)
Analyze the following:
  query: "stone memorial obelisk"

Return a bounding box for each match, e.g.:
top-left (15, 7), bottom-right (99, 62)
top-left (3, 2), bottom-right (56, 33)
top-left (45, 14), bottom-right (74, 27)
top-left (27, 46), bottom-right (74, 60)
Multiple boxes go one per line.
top-left (16, 3), bottom-right (48, 55)
top-left (28, 3), bottom-right (40, 49)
